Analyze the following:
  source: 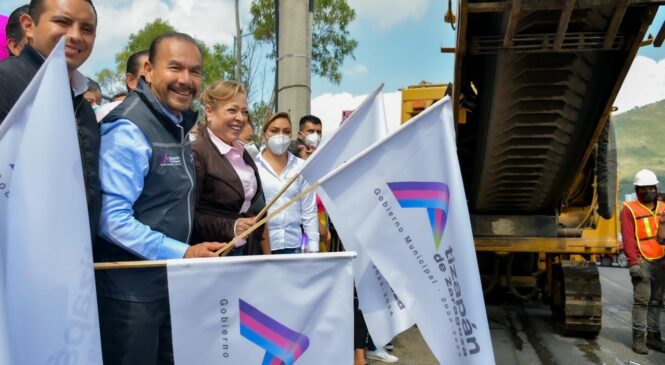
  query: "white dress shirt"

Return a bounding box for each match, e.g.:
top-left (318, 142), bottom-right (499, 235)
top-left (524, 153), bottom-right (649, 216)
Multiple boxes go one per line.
top-left (255, 149), bottom-right (319, 252)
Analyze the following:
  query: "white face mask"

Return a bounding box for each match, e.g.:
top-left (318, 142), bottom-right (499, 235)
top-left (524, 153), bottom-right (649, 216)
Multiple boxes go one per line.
top-left (242, 141), bottom-right (260, 158)
top-left (266, 134), bottom-right (291, 155)
top-left (304, 132), bottom-right (321, 148)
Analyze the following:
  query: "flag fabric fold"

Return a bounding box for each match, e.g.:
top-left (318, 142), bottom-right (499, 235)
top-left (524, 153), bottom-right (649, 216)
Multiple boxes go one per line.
top-left (167, 253), bottom-right (354, 365)
top-left (318, 97), bottom-right (495, 364)
top-left (299, 84), bottom-right (415, 347)
top-left (300, 83), bottom-right (388, 183)
top-left (0, 38), bottom-right (102, 364)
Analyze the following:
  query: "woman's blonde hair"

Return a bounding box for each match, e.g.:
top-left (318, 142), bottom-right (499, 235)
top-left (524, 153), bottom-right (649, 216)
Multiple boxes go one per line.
top-left (262, 111), bottom-right (291, 134)
top-left (200, 80), bottom-right (245, 123)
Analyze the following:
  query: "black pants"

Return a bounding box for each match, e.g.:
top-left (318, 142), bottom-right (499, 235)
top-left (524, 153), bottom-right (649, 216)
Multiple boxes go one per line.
top-left (354, 288), bottom-right (369, 349)
top-left (98, 296), bottom-right (174, 365)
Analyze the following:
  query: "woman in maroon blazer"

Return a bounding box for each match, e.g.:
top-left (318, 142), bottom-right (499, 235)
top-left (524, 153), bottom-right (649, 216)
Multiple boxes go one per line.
top-left (191, 80), bottom-right (268, 255)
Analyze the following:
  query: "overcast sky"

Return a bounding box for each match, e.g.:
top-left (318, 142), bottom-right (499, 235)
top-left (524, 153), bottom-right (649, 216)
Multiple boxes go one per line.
top-left (1, 0), bottom-right (664, 137)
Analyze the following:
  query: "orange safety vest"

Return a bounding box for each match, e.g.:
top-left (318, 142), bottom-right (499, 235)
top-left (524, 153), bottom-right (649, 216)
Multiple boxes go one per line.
top-left (624, 200), bottom-right (665, 260)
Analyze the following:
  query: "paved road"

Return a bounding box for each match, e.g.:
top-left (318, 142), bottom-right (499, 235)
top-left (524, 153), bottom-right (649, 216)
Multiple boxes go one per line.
top-left (368, 266), bottom-right (665, 365)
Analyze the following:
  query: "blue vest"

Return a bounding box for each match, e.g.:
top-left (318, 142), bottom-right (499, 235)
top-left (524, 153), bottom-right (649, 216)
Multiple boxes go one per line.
top-left (94, 80), bottom-right (196, 301)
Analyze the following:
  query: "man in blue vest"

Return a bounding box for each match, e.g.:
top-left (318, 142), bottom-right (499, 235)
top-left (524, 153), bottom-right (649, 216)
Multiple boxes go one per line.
top-left (95, 32), bottom-right (226, 364)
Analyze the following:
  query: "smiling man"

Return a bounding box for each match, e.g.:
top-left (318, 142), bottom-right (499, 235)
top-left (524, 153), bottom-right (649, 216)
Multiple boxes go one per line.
top-left (0, 0), bottom-right (101, 239)
top-left (96, 32), bottom-right (226, 364)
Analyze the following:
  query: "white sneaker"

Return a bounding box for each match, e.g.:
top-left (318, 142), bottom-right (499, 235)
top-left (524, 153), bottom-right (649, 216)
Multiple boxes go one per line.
top-left (384, 342), bottom-right (394, 351)
top-left (366, 348), bottom-right (399, 363)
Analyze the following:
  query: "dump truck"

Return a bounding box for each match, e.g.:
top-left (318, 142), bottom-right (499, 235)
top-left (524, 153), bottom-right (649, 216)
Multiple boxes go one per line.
top-left (401, 0), bottom-right (665, 336)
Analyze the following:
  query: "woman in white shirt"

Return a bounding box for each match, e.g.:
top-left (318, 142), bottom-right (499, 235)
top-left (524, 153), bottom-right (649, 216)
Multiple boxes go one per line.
top-left (255, 112), bottom-right (319, 254)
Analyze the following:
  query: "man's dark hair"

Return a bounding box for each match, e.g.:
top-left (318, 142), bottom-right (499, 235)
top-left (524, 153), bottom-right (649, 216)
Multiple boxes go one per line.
top-left (299, 115), bottom-right (322, 130)
top-left (6, 5), bottom-right (29, 46)
top-left (126, 50), bottom-right (148, 75)
top-left (148, 32), bottom-right (203, 64)
top-left (29, 0), bottom-right (97, 25)
top-left (86, 77), bottom-right (100, 93)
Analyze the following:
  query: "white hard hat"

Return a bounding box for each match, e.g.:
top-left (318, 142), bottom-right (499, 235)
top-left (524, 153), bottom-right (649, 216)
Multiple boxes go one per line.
top-left (634, 169), bottom-right (659, 187)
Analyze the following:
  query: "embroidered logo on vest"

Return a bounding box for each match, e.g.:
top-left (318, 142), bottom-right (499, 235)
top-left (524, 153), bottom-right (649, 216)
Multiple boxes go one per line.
top-left (159, 152), bottom-right (182, 167)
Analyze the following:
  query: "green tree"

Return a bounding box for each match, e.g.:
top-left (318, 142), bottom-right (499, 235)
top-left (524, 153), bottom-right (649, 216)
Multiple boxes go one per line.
top-left (95, 18), bottom-right (236, 96)
top-left (201, 43), bottom-right (236, 86)
top-left (250, 99), bottom-right (274, 140)
top-left (95, 67), bottom-right (120, 97)
top-left (113, 19), bottom-right (175, 76)
top-left (249, 0), bottom-right (358, 85)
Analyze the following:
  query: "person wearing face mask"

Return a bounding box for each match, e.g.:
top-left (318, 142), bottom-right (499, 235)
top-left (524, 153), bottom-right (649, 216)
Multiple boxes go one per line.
top-left (238, 119), bottom-right (260, 158)
top-left (83, 77), bottom-right (102, 110)
top-left (292, 115), bottom-right (331, 252)
top-left (621, 169), bottom-right (665, 354)
top-left (290, 114), bottom-right (323, 159)
top-left (191, 80), bottom-right (268, 256)
top-left (255, 112), bottom-right (319, 254)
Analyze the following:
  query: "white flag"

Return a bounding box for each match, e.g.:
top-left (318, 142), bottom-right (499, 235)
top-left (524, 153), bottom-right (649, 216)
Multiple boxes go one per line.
top-left (0, 38), bottom-right (102, 364)
top-left (167, 253), bottom-right (354, 365)
top-left (350, 240), bottom-right (414, 347)
top-left (300, 83), bottom-right (388, 182)
top-left (318, 97), bottom-right (495, 364)
top-left (300, 84), bottom-right (414, 347)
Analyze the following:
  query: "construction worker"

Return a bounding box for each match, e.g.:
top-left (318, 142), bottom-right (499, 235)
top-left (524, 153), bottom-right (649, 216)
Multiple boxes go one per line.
top-left (621, 169), bottom-right (665, 354)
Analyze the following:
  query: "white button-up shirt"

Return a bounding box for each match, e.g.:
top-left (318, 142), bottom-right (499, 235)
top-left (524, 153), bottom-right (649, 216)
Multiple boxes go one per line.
top-left (255, 150), bottom-right (319, 252)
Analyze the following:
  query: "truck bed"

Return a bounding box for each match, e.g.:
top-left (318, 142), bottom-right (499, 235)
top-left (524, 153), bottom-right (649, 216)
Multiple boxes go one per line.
top-left (453, 0), bottom-right (662, 218)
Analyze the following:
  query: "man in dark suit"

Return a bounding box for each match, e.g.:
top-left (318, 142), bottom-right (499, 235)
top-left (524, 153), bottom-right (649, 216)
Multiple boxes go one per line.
top-left (0, 0), bottom-right (100, 238)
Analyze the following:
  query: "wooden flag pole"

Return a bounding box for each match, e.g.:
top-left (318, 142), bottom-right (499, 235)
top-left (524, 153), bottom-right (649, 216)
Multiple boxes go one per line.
top-left (94, 260), bottom-right (167, 270)
top-left (94, 182), bottom-right (322, 269)
top-left (216, 182), bottom-right (320, 256)
top-left (253, 173), bottom-right (300, 221)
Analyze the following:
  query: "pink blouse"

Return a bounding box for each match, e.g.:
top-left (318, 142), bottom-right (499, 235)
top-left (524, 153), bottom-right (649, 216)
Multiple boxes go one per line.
top-left (207, 128), bottom-right (257, 213)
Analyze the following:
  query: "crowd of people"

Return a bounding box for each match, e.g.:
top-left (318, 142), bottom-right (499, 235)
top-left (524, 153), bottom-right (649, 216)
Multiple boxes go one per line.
top-left (0, 1), bottom-right (398, 364)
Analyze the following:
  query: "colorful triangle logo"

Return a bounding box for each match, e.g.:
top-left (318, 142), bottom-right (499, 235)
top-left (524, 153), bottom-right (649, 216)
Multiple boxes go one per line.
top-left (387, 181), bottom-right (450, 250)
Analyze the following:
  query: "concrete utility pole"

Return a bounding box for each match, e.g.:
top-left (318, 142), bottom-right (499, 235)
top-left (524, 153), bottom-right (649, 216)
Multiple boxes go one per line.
top-left (276, 0), bottom-right (312, 135)
top-left (234, 0), bottom-right (242, 81)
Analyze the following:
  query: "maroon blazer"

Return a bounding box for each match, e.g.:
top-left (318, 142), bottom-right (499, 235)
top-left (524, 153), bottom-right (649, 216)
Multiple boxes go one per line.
top-left (191, 127), bottom-right (265, 254)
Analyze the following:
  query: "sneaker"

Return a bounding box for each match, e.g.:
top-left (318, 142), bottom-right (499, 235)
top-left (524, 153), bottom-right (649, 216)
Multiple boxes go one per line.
top-left (366, 348), bottom-right (399, 363)
top-left (384, 342), bottom-right (394, 351)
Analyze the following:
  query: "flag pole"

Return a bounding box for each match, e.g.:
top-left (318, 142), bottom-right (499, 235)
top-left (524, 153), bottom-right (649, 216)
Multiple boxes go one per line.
top-left (94, 260), bottom-right (168, 270)
top-left (94, 182), bottom-right (321, 269)
top-left (253, 172), bottom-right (300, 220)
top-left (216, 182), bottom-right (320, 256)
top-left (254, 84), bottom-right (384, 221)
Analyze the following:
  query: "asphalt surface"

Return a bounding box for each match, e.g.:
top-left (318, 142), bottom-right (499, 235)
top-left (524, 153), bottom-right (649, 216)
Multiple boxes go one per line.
top-left (368, 266), bottom-right (665, 365)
